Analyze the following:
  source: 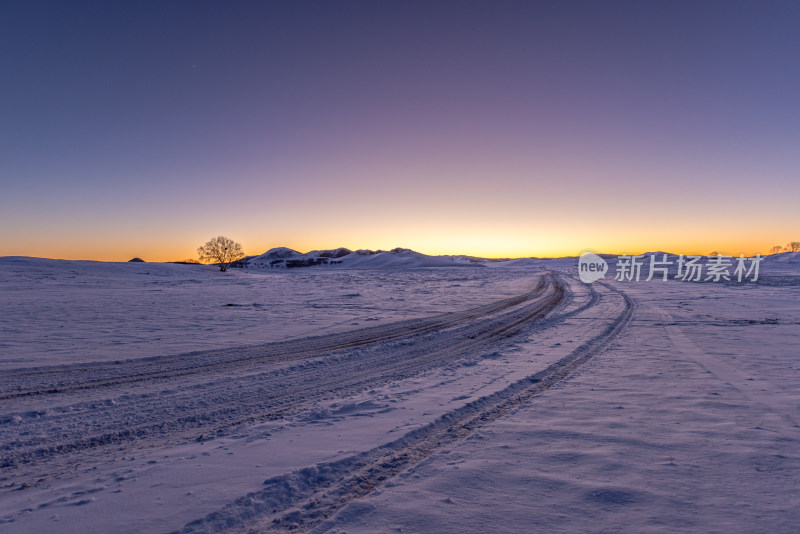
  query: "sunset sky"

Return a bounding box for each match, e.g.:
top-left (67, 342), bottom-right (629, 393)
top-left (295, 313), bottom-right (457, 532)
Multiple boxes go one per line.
top-left (1, 1), bottom-right (798, 261)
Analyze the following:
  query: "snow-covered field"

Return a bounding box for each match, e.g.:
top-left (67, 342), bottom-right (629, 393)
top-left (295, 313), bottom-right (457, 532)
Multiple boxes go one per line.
top-left (0, 257), bottom-right (533, 369)
top-left (1, 255), bottom-right (799, 533)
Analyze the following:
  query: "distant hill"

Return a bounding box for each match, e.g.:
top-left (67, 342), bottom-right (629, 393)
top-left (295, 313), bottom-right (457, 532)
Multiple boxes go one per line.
top-left (240, 248), bottom-right (800, 271)
top-left (243, 247), bottom-right (490, 269)
top-left (763, 251), bottom-right (800, 263)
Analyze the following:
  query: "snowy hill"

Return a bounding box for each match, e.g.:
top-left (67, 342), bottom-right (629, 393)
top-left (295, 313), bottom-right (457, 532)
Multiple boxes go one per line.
top-left (244, 247), bottom-right (488, 269)
top-left (763, 251), bottom-right (800, 263)
top-left (239, 248), bottom-right (800, 271)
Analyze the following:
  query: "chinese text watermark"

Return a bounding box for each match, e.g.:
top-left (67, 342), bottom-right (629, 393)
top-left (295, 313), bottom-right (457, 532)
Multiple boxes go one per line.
top-left (578, 252), bottom-right (762, 284)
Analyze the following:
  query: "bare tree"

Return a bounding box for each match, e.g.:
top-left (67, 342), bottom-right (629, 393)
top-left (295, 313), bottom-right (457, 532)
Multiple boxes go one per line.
top-left (787, 242), bottom-right (800, 252)
top-left (770, 245), bottom-right (785, 254)
top-left (198, 236), bottom-right (245, 272)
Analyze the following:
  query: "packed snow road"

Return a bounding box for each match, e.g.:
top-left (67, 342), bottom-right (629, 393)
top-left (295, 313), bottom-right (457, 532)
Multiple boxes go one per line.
top-left (1, 275), bottom-right (561, 467)
top-left (0, 276), bottom-right (553, 401)
top-left (0, 269), bottom-right (634, 533)
top-left (179, 282), bottom-right (632, 533)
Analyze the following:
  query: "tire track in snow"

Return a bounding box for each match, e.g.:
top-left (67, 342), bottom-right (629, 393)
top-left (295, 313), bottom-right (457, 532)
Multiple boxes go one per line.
top-left (176, 281), bottom-right (633, 534)
top-left (1, 279), bottom-right (552, 400)
top-left (1, 276), bottom-right (567, 471)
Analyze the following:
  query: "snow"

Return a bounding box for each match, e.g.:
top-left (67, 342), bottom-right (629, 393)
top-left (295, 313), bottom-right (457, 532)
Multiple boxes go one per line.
top-left (765, 251), bottom-right (800, 264)
top-left (1, 253), bottom-right (799, 533)
top-left (244, 247), bottom-right (488, 269)
top-left (318, 277), bottom-right (800, 533)
top-left (0, 257), bottom-right (532, 369)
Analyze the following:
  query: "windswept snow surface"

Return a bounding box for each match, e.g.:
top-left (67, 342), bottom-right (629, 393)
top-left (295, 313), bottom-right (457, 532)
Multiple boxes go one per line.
top-left (1, 255), bottom-right (799, 533)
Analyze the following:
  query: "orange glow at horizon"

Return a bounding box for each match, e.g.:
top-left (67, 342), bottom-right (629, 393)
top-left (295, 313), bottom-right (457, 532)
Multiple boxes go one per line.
top-left (2, 226), bottom-right (789, 263)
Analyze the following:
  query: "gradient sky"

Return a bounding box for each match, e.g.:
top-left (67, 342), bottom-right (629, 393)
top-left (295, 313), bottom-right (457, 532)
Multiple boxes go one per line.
top-left (1, 1), bottom-right (798, 261)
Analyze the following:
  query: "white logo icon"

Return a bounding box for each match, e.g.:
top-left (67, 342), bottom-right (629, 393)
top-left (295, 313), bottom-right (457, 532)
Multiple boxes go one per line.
top-left (578, 252), bottom-right (608, 283)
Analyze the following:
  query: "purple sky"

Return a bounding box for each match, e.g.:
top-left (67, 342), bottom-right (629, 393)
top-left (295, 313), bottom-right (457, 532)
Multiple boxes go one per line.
top-left (1, 1), bottom-right (798, 260)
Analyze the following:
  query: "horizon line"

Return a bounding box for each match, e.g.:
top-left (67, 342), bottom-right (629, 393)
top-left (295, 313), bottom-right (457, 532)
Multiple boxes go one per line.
top-left (2, 247), bottom-right (792, 264)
